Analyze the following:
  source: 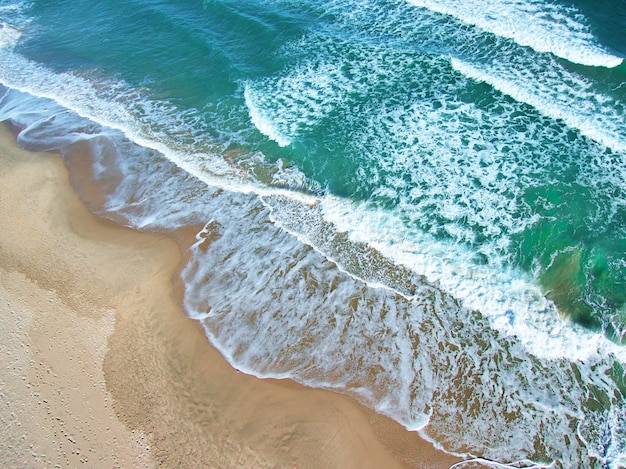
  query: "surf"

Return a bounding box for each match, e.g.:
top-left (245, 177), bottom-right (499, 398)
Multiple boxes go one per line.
top-left (2, 0), bottom-right (626, 465)
top-left (406, 0), bottom-right (623, 68)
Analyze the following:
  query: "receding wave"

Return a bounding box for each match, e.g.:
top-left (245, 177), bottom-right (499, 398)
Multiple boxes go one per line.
top-left (240, 22), bottom-right (626, 345)
top-left (4, 0), bottom-right (625, 363)
top-left (2, 0), bottom-right (626, 465)
top-left (2, 78), bottom-right (626, 466)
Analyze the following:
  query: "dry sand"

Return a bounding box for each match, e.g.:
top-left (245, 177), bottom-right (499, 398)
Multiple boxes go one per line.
top-left (0, 124), bottom-right (460, 468)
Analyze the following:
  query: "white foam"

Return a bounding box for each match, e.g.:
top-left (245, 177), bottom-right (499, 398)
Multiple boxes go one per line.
top-left (266, 0), bottom-right (626, 158)
top-left (3, 6), bottom-right (623, 365)
top-left (234, 28), bottom-right (626, 364)
top-left (242, 51), bottom-right (365, 146)
top-left (2, 5), bottom-right (626, 464)
top-left (451, 57), bottom-right (626, 154)
top-left (449, 459), bottom-right (557, 469)
top-left (0, 44), bottom-right (319, 206)
top-left (244, 84), bottom-right (292, 147)
top-left (0, 21), bottom-right (22, 48)
top-left (3, 68), bottom-right (625, 469)
top-left (177, 185), bottom-right (626, 467)
top-left (247, 40), bottom-right (626, 362)
top-left (319, 194), bottom-right (626, 363)
top-left (406, 0), bottom-right (623, 68)
top-left (577, 400), bottom-right (626, 469)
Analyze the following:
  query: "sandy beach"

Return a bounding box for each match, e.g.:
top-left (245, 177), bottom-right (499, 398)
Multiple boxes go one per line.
top-left (0, 124), bottom-right (459, 468)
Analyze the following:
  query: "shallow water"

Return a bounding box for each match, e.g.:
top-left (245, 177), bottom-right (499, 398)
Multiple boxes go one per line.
top-left (1, 0), bottom-right (626, 466)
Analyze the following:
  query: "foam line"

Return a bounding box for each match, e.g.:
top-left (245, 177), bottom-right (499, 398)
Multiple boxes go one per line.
top-left (450, 57), bottom-right (626, 154)
top-left (2, 3), bottom-right (626, 464)
top-left (244, 84), bottom-right (292, 147)
top-left (407, 0), bottom-right (623, 67)
top-left (0, 47), bottom-right (318, 205)
top-left (3, 74), bottom-right (626, 469)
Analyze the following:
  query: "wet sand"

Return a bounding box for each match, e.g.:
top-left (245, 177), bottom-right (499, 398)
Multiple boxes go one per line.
top-left (0, 124), bottom-right (460, 468)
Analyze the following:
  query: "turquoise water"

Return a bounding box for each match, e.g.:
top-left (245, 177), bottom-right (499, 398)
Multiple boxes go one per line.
top-left (1, 0), bottom-right (626, 466)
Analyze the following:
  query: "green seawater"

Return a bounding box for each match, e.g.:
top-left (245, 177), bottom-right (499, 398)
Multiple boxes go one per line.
top-left (2, 0), bottom-right (626, 465)
top-left (6, 0), bottom-right (626, 335)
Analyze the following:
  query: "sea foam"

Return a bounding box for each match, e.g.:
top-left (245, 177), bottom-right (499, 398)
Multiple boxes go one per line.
top-left (2, 1), bottom-right (626, 464)
top-left (2, 77), bottom-right (626, 469)
top-left (451, 57), bottom-right (626, 154)
top-left (406, 0), bottom-right (623, 67)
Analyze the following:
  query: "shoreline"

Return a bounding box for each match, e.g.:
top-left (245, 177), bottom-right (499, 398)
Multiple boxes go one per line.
top-left (0, 124), bottom-right (459, 467)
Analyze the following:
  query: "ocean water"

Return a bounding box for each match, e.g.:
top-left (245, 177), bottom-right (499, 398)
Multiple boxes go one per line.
top-left (1, 0), bottom-right (626, 466)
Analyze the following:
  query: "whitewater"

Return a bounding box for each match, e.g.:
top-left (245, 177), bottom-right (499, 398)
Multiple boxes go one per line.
top-left (1, 0), bottom-right (626, 466)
